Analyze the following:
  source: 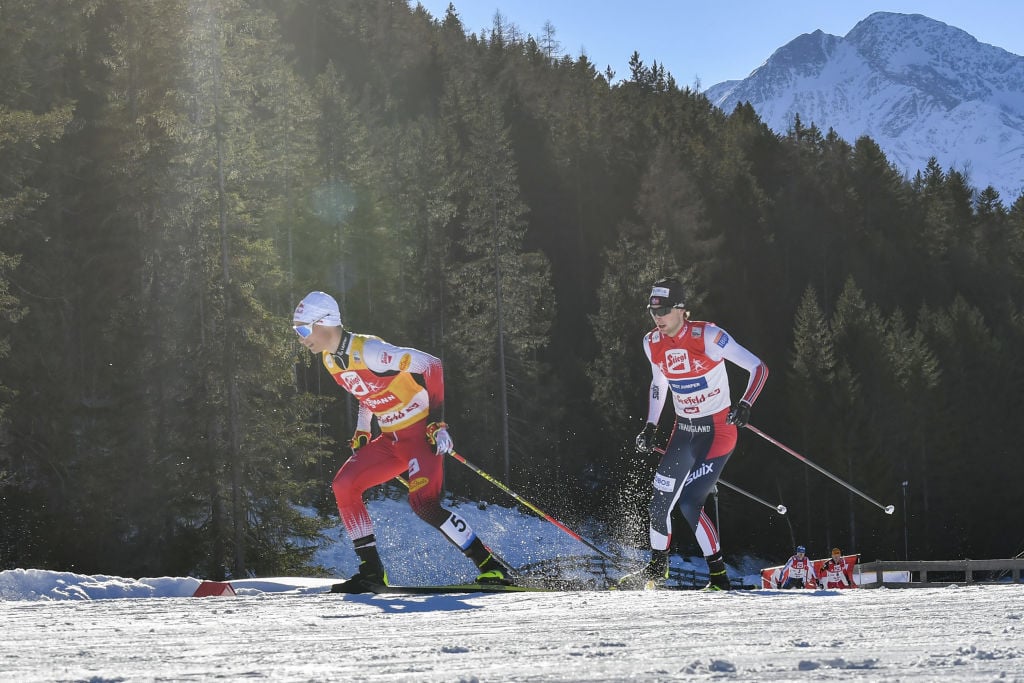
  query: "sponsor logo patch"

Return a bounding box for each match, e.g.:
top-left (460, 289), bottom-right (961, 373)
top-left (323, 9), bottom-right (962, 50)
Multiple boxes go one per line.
top-left (683, 462), bottom-right (715, 487)
top-left (665, 349), bottom-right (691, 373)
top-left (653, 473), bottom-right (676, 492)
top-left (399, 353), bottom-right (412, 371)
top-left (714, 330), bottom-right (729, 348)
top-left (669, 376), bottom-right (708, 394)
top-left (672, 386), bottom-right (721, 405)
top-left (407, 476), bottom-right (429, 492)
top-left (340, 372), bottom-right (370, 396)
top-left (364, 392), bottom-right (400, 410)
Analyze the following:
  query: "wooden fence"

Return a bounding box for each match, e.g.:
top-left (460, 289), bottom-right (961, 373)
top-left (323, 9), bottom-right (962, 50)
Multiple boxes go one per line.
top-left (857, 559), bottom-right (1024, 587)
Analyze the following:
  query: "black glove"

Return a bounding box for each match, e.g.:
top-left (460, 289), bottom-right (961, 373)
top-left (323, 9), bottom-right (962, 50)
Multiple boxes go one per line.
top-left (726, 401), bottom-right (751, 427)
top-left (635, 422), bottom-right (657, 454)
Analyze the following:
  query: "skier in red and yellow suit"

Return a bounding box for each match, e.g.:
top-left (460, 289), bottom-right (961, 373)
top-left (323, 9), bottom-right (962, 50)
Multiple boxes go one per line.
top-left (292, 291), bottom-right (509, 591)
top-left (620, 277), bottom-right (768, 591)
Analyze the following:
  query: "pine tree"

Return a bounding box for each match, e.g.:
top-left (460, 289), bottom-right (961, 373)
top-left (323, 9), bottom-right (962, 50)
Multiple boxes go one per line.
top-left (440, 81), bottom-right (554, 485)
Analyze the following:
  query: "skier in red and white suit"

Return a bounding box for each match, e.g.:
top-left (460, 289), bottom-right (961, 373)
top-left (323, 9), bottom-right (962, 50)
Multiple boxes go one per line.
top-left (820, 548), bottom-right (856, 588)
top-left (292, 291), bottom-right (509, 592)
top-left (621, 277), bottom-right (768, 590)
top-left (779, 545), bottom-right (817, 589)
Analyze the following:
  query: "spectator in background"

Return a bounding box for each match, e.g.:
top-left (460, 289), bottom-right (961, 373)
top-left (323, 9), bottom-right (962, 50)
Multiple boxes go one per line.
top-left (779, 545), bottom-right (817, 589)
top-left (820, 547), bottom-right (856, 588)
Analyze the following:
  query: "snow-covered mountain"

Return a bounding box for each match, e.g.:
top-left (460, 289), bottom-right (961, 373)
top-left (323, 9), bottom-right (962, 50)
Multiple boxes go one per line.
top-left (704, 12), bottom-right (1024, 202)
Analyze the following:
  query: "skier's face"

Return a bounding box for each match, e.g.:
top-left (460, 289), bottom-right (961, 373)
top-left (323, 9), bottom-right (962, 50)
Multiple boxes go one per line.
top-left (650, 306), bottom-right (686, 337)
top-left (294, 320), bottom-right (340, 353)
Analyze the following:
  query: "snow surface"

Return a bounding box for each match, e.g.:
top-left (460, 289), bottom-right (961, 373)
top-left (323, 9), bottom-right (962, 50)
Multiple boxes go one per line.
top-left (3, 498), bottom-right (1024, 681)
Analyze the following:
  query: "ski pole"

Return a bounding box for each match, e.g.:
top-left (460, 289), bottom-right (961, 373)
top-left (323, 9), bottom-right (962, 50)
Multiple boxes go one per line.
top-left (718, 478), bottom-right (787, 515)
top-left (654, 446), bottom-right (787, 514)
top-left (447, 451), bottom-right (620, 563)
top-left (744, 424), bottom-right (895, 515)
top-left (392, 474), bottom-right (519, 570)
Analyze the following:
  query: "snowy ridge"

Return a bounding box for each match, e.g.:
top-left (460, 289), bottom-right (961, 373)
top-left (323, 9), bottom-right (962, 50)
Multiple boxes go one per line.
top-left (705, 12), bottom-right (1024, 201)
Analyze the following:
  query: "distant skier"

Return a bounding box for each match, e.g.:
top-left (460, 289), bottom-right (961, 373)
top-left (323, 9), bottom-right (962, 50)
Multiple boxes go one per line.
top-left (292, 291), bottom-right (510, 592)
top-left (820, 547), bottom-right (856, 589)
top-left (620, 277), bottom-right (768, 591)
top-left (779, 545), bottom-right (817, 589)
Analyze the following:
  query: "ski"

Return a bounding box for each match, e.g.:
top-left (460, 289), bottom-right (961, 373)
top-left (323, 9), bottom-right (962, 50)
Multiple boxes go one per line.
top-left (328, 581), bottom-right (552, 595)
top-left (328, 577), bottom-right (756, 594)
top-left (329, 576), bottom-right (609, 594)
top-left (368, 582), bottom-right (756, 594)
top-left (372, 583), bottom-right (551, 595)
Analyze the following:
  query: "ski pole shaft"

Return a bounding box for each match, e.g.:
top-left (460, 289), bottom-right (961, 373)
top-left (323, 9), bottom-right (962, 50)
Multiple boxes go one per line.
top-left (393, 474), bottom-right (516, 570)
top-left (652, 446), bottom-right (786, 513)
top-left (744, 424), bottom-right (895, 515)
top-left (447, 451), bottom-right (618, 562)
top-left (718, 478), bottom-right (787, 515)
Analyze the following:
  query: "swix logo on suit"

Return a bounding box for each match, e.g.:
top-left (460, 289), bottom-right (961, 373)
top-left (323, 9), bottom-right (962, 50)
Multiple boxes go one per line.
top-left (322, 334), bottom-right (436, 433)
top-left (683, 461), bottom-right (715, 486)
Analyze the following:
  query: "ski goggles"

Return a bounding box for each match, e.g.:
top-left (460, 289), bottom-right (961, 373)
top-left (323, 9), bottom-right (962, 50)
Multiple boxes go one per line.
top-left (292, 315), bottom-right (327, 339)
top-left (649, 305), bottom-right (677, 317)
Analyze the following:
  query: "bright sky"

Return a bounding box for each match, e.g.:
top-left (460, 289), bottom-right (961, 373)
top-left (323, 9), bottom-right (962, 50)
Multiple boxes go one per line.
top-left (416, 1), bottom-right (1024, 87)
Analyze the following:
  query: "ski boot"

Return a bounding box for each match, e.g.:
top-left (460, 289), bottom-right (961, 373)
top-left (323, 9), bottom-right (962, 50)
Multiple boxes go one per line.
top-left (702, 551), bottom-right (731, 591)
top-left (617, 550), bottom-right (669, 590)
top-left (475, 552), bottom-right (514, 585)
top-left (330, 535), bottom-right (389, 594)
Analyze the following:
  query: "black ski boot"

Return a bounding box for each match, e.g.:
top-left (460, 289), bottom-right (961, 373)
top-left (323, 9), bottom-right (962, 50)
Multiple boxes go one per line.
top-left (703, 551), bottom-right (731, 591)
top-left (617, 549), bottom-right (669, 590)
top-left (464, 538), bottom-right (513, 585)
top-left (330, 535), bottom-right (388, 594)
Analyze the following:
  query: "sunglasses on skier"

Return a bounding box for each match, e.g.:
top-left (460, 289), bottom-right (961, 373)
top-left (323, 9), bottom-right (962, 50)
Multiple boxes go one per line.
top-left (292, 315), bottom-right (327, 339)
top-left (649, 305), bottom-right (675, 317)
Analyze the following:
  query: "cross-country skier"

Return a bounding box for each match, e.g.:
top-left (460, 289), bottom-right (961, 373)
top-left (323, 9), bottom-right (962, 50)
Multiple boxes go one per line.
top-left (820, 547), bottom-right (856, 588)
top-left (778, 545), bottom-right (817, 589)
top-left (620, 277), bottom-right (768, 591)
top-left (292, 291), bottom-right (511, 592)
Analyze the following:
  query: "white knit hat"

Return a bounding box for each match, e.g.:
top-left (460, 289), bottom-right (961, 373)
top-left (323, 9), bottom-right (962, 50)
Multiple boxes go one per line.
top-left (293, 291), bottom-right (342, 327)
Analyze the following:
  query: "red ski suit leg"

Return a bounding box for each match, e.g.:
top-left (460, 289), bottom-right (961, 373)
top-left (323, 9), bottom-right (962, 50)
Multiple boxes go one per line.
top-left (332, 423), bottom-right (448, 542)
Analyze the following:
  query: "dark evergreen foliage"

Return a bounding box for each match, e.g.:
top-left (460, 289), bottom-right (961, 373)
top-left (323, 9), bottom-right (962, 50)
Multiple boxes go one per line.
top-left (1, 1), bottom-right (1021, 575)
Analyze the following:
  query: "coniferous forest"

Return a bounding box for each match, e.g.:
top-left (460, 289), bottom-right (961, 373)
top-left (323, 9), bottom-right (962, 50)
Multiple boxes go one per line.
top-left (2, 0), bottom-right (1023, 579)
